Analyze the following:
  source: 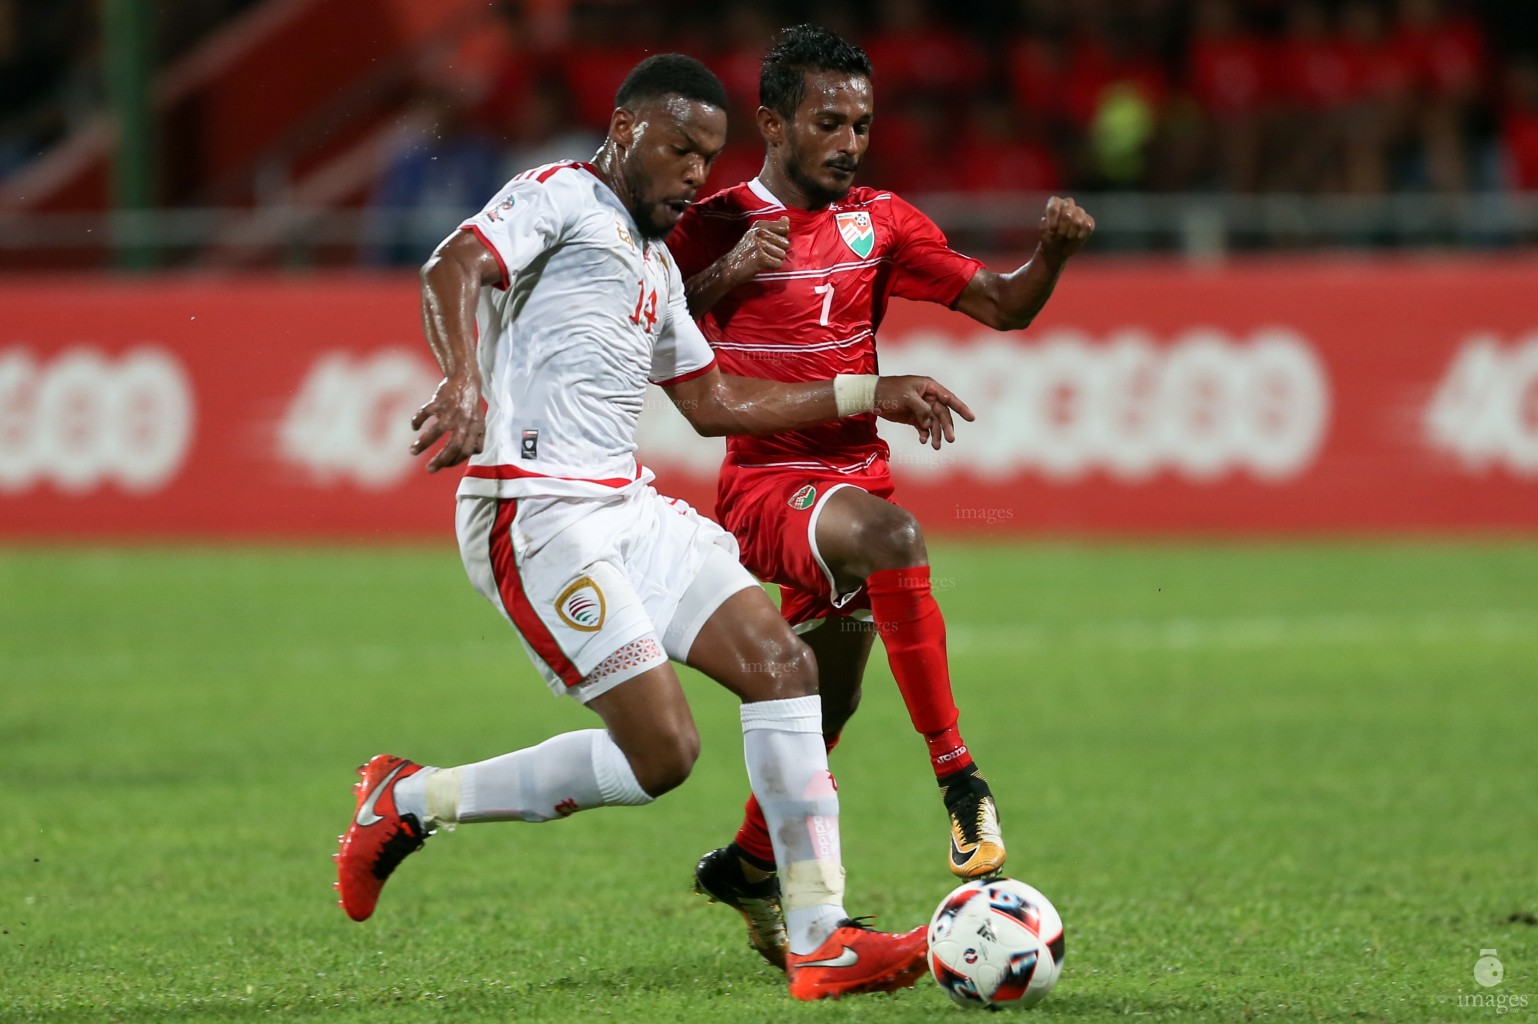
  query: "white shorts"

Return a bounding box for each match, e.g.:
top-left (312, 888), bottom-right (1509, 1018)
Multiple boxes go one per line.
top-left (456, 485), bottom-right (758, 703)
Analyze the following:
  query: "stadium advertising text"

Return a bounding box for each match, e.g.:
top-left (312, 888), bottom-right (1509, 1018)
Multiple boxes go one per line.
top-left (2, 263), bottom-right (1536, 538)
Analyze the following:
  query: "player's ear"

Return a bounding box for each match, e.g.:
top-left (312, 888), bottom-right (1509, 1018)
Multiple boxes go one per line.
top-left (609, 107), bottom-right (636, 151)
top-left (756, 105), bottom-right (782, 145)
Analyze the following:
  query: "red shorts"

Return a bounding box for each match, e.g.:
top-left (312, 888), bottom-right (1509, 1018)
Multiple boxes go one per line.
top-left (716, 460), bottom-right (896, 629)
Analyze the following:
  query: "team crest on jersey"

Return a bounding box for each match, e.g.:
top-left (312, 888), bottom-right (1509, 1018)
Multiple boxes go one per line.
top-left (487, 194), bottom-right (517, 221)
top-left (556, 576), bottom-right (606, 632)
top-left (788, 484), bottom-right (817, 510)
top-left (615, 216), bottom-right (635, 250)
top-left (835, 211), bottom-right (875, 258)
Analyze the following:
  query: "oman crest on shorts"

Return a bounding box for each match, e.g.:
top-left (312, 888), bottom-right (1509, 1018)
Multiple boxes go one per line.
top-left (835, 211), bottom-right (875, 258)
top-left (556, 576), bottom-right (606, 632)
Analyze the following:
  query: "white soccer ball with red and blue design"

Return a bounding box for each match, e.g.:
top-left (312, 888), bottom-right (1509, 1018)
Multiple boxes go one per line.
top-left (927, 877), bottom-right (1065, 1009)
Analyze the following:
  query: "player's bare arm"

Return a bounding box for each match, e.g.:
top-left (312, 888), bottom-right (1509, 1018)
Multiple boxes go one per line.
top-left (663, 367), bottom-right (975, 448)
top-left (954, 196), bottom-right (1096, 332)
top-left (682, 215), bottom-right (790, 317)
top-left (412, 230), bottom-right (500, 472)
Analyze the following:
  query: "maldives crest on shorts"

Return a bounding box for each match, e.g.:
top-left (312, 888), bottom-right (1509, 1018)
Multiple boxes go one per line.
top-left (835, 211), bottom-right (875, 258)
top-left (556, 576), bottom-right (606, 632)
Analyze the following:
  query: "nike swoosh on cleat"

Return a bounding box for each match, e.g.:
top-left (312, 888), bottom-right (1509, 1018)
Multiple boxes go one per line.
top-left (355, 763), bottom-right (406, 827)
top-left (797, 946), bottom-right (859, 969)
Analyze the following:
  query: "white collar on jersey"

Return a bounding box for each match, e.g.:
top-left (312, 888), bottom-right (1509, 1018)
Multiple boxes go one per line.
top-left (747, 177), bottom-right (787, 210)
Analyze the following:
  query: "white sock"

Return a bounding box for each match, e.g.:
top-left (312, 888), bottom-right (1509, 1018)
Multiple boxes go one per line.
top-left (393, 730), bottom-right (651, 827)
top-left (740, 695), bottom-right (848, 955)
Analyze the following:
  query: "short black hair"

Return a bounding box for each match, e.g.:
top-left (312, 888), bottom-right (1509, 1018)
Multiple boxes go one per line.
top-left (614, 53), bottom-right (728, 112)
top-left (760, 24), bottom-right (873, 119)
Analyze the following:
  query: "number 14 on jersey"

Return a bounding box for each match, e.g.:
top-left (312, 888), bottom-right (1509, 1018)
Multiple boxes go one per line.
top-left (629, 281), bottom-right (659, 333)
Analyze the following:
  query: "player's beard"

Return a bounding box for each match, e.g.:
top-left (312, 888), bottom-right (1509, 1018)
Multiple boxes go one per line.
top-left (785, 136), bottom-right (855, 207)
top-left (621, 160), bottom-right (673, 240)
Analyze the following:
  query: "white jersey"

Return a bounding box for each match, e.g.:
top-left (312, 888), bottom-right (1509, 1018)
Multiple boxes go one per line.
top-left (453, 160), bottom-right (717, 500)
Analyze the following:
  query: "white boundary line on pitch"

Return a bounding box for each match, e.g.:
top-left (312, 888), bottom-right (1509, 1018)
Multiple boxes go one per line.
top-left (946, 608), bottom-right (1538, 654)
top-left (3, 609), bottom-right (1534, 678)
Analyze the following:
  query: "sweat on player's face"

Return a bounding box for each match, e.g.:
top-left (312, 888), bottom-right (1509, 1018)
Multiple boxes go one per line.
top-left (615, 96), bottom-right (727, 236)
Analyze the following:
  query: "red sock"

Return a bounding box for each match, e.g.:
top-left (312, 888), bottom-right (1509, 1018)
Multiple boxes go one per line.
top-left (866, 565), bottom-right (974, 777)
top-left (734, 733), bottom-right (841, 868)
top-left (732, 793), bottom-right (777, 867)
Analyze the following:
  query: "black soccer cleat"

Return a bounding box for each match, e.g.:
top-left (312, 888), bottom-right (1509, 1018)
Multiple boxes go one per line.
top-left (693, 846), bottom-right (789, 970)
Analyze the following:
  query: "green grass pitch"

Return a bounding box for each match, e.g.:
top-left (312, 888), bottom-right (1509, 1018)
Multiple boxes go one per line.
top-left (2, 540), bottom-right (1534, 1022)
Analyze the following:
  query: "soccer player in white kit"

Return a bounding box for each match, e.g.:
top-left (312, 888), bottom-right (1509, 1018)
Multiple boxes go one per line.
top-left (333, 55), bottom-right (976, 1001)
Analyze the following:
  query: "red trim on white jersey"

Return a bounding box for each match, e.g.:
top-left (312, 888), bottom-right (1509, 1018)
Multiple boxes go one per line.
top-left (460, 224), bottom-right (509, 290)
top-left (652, 356), bottom-right (717, 388)
top-left (464, 463), bottom-right (643, 488)
top-left (488, 499), bottom-right (585, 688)
top-left (535, 160), bottom-right (599, 183)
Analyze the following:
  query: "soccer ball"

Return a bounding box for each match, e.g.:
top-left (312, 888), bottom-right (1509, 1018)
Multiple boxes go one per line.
top-left (927, 877), bottom-right (1065, 1010)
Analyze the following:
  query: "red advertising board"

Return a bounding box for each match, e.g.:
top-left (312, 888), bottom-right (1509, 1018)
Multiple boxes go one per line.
top-left (2, 262), bottom-right (1535, 540)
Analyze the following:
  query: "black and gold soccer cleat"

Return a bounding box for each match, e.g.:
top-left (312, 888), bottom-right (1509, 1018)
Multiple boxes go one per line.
top-left (942, 769), bottom-right (1007, 879)
top-left (693, 846), bottom-right (789, 970)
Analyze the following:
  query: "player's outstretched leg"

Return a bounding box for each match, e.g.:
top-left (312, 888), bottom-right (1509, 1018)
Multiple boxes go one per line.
top-left (335, 754), bottom-right (430, 922)
top-left (692, 617), bottom-right (863, 965)
top-left (336, 721), bottom-right (666, 921)
top-left (686, 586), bottom-right (929, 999)
top-left (819, 487), bottom-right (1007, 878)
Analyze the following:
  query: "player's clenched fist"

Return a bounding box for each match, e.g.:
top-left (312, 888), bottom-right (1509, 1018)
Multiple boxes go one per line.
top-left (723, 215), bottom-right (791, 284)
top-left (1037, 196), bottom-right (1095, 266)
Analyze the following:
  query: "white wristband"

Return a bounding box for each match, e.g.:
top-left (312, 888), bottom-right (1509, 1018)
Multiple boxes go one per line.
top-left (833, 374), bottom-right (878, 417)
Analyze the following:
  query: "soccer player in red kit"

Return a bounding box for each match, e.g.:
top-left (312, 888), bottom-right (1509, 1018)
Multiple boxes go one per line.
top-left (667, 24), bottom-right (1095, 969)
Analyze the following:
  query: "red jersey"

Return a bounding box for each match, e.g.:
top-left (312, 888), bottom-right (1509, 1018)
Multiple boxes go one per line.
top-left (667, 178), bottom-right (982, 471)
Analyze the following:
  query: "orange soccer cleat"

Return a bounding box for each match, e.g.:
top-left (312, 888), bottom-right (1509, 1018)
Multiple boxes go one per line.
top-left (786, 919), bottom-right (929, 1001)
top-left (334, 754), bottom-right (429, 922)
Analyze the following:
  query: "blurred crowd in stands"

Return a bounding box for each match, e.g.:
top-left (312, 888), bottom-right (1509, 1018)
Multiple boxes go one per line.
top-left (379, 0), bottom-right (1538, 242)
top-left (454, 0), bottom-right (1538, 196)
top-left (5, 0), bottom-right (1538, 244)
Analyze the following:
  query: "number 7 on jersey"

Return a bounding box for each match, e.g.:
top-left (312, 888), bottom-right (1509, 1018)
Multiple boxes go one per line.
top-left (813, 283), bottom-right (835, 327)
